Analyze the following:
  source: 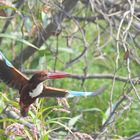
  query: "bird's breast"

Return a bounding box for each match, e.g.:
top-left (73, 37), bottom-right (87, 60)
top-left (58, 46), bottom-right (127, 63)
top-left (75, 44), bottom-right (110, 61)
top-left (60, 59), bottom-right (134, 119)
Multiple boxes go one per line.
top-left (29, 82), bottom-right (43, 98)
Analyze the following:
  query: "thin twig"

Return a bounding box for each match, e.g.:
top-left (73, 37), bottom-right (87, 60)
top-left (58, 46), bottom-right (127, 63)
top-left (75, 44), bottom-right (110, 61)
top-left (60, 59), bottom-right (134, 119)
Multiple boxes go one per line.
top-left (22, 69), bottom-right (137, 83)
top-left (13, 0), bottom-right (79, 68)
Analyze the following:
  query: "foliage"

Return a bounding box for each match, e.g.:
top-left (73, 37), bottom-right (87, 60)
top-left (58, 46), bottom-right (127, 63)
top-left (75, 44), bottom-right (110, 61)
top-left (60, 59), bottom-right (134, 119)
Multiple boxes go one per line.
top-left (0, 0), bottom-right (140, 139)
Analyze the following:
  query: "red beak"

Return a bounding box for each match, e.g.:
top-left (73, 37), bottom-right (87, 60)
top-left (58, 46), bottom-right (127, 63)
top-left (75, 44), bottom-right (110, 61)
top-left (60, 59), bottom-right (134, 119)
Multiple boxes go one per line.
top-left (47, 71), bottom-right (70, 79)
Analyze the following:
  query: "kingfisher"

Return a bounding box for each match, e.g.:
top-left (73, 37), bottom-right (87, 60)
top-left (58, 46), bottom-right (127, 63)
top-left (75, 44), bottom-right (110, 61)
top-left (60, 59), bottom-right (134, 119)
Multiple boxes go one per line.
top-left (0, 51), bottom-right (106, 117)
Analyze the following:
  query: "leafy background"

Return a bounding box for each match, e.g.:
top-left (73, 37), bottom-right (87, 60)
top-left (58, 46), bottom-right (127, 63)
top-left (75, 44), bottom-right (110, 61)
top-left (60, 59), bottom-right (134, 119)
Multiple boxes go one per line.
top-left (0, 0), bottom-right (140, 139)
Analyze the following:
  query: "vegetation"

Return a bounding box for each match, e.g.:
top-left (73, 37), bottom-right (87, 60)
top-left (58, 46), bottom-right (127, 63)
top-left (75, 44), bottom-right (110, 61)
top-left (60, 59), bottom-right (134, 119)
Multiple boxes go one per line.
top-left (0, 0), bottom-right (140, 139)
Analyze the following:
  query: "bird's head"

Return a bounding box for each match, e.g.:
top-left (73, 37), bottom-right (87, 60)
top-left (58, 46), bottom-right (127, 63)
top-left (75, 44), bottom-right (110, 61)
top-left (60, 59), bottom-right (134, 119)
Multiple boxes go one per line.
top-left (29, 71), bottom-right (70, 84)
top-left (19, 71), bottom-right (70, 117)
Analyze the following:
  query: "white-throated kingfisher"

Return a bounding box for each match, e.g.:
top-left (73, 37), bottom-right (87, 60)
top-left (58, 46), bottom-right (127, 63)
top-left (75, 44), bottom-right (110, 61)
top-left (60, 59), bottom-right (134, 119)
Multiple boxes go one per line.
top-left (0, 51), bottom-right (106, 117)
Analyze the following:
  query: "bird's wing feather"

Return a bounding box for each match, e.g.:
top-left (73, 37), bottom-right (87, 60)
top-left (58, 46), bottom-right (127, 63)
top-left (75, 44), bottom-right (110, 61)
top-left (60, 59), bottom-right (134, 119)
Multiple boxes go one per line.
top-left (38, 85), bottom-right (107, 98)
top-left (0, 51), bottom-right (28, 90)
top-left (38, 86), bottom-right (69, 98)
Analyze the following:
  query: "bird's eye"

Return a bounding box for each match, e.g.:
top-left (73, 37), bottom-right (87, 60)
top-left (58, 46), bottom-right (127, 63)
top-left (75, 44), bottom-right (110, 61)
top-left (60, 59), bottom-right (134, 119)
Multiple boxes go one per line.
top-left (42, 74), bottom-right (46, 77)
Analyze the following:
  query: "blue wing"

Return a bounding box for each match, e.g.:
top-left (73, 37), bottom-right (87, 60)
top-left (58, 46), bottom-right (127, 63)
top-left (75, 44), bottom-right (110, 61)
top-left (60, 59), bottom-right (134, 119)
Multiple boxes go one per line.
top-left (67, 91), bottom-right (95, 98)
top-left (38, 85), bottom-right (107, 98)
top-left (0, 51), bottom-right (28, 90)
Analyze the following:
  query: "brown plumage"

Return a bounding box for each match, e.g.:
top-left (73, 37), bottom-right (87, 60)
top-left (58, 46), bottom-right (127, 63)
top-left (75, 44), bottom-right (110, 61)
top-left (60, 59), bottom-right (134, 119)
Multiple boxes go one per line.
top-left (0, 51), bottom-right (106, 117)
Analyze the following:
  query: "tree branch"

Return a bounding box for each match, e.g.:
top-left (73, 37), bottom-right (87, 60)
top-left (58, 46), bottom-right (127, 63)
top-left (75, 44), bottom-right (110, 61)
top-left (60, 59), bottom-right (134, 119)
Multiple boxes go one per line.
top-left (126, 132), bottom-right (140, 140)
top-left (22, 69), bottom-right (134, 83)
top-left (94, 81), bottom-right (139, 139)
top-left (13, 0), bottom-right (79, 68)
top-left (0, 0), bottom-right (26, 45)
top-left (3, 107), bottom-right (34, 129)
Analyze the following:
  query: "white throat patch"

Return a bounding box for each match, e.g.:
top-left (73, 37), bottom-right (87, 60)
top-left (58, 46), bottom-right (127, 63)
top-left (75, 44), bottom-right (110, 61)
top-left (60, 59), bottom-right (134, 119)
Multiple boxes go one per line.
top-left (29, 82), bottom-right (43, 98)
top-left (0, 55), bottom-right (2, 60)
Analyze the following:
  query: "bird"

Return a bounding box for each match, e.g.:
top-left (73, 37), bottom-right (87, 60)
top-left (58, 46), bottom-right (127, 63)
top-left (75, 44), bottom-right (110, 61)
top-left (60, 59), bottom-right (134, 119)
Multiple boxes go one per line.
top-left (0, 51), bottom-right (106, 117)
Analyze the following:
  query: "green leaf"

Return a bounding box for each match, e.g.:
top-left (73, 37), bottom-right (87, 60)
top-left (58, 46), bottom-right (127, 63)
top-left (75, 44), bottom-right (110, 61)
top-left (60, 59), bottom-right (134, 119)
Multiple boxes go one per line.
top-left (102, 102), bottom-right (118, 125)
top-left (42, 11), bottom-right (49, 27)
top-left (0, 33), bottom-right (39, 50)
top-left (58, 47), bottom-right (74, 53)
top-left (68, 114), bottom-right (82, 128)
top-left (43, 133), bottom-right (49, 140)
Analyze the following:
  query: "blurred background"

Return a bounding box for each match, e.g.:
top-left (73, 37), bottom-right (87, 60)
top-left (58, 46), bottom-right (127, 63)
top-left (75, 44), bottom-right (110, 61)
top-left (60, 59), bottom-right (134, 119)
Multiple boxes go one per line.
top-left (0, 0), bottom-right (140, 139)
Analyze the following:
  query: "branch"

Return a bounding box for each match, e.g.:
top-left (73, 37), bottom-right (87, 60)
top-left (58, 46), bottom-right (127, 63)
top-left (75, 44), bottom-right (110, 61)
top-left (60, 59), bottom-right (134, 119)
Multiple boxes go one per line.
top-left (13, 0), bottom-right (79, 68)
top-left (65, 47), bottom-right (88, 68)
top-left (126, 132), bottom-right (140, 140)
top-left (22, 70), bottom-right (134, 83)
top-left (68, 15), bottom-right (103, 22)
top-left (94, 81), bottom-right (139, 139)
top-left (68, 73), bottom-right (130, 82)
top-left (3, 107), bottom-right (34, 129)
top-left (0, 0), bottom-right (26, 45)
